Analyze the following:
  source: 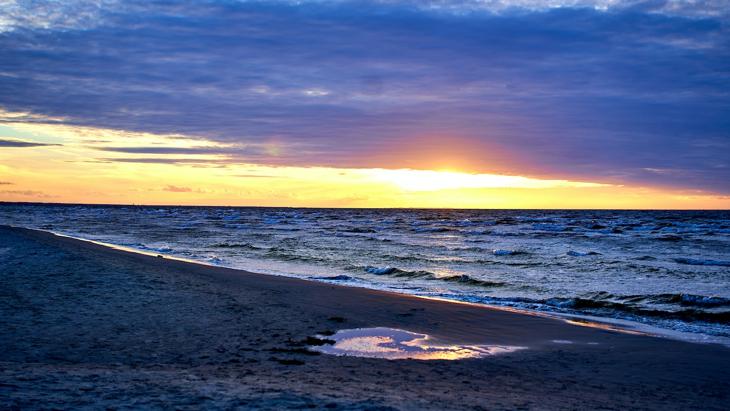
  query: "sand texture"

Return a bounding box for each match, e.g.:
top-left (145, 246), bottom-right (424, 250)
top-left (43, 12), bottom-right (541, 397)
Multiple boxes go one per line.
top-left (1, 226), bottom-right (729, 410)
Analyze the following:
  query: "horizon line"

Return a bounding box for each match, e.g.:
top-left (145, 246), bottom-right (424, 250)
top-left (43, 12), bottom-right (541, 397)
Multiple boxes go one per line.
top-left (1, 201), bottom-right (728, 212)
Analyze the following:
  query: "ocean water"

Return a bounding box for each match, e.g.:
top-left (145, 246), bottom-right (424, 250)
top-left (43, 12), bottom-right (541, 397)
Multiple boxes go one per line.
top-left (2, 204), bottom-right (729, 342)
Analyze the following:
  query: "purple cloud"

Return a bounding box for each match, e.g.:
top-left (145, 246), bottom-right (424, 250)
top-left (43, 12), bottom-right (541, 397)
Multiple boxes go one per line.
top-left (0, 1), bottom-right (727, 192)
top-left (0, 139), bottom-right (61, 147)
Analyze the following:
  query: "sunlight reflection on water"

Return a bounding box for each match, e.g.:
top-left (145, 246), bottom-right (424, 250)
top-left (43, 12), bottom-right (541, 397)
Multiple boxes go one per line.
top-left (312, 327), bottom-right (526, 360)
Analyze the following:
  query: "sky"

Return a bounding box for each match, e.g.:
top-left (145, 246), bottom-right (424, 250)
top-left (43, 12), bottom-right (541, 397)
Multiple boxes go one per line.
top-left (0, 0), bottom-right (728, 208)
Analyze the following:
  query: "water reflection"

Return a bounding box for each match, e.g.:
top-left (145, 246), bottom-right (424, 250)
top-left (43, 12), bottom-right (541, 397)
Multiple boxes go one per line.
top-left (312, 327), bottom-right (525, 360)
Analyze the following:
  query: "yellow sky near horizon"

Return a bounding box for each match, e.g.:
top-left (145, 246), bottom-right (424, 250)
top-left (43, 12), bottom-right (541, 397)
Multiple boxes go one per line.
top-left (1, 113), bottom-right (729, 209)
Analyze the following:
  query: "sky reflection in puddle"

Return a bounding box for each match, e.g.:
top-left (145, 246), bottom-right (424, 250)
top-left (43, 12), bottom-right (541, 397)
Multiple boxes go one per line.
top-left (312, 327), bottom-right (525, 360)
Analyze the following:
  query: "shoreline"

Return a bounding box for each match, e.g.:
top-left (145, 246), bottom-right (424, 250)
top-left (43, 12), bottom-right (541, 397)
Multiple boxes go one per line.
top-left (22, 225), bottom-right (730, 347)
top-left (2, 225), bottom-right (729, 409)
top-left (6, 225), bottom-right (625, 347)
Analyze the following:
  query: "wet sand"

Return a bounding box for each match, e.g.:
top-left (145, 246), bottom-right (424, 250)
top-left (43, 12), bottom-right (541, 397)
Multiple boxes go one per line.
top-left (1, 225), bottom-right (729, 410)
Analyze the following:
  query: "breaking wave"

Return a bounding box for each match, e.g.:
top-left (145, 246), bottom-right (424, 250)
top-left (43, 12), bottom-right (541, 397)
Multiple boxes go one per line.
top-left (364, 266), bottom-right (505, 287)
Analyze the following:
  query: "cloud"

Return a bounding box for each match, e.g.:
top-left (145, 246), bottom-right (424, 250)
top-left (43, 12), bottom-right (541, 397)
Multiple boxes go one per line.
top-left (0, 189), bottom-right (55, 198)
top-left (82, 139), bottom-right (113, 143)
top-left (0, 0), bottom-right (728, 192)
top-left (93, 146), bottom-right (233, 155)
top-left (0, 138), bottom-right (61, 147)
top-left (234, 174), bottom-right (281, 178)
top-left (0, 181), bottom-right (12, 185)
top-left (98, 157), bottom-right (229, 164)
top-left (163, 185), bottom-right (192, 193)
top-left (1, 0), bottom-right (727, 34)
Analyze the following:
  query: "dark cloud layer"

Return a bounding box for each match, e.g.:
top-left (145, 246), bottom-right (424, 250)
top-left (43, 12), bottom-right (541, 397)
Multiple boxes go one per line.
top-left (0, 0), bottom-right (728, 191)
top-left (97, 157), bottom-right (227, 164)
top-left (0, 139), bottom-right (61, 147)
top-left (94, 146), bottom-right (234, 155)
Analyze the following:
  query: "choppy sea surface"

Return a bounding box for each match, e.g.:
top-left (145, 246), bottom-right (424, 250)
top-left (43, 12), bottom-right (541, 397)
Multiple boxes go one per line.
top-left (2, 204), bottom-right (729, 343)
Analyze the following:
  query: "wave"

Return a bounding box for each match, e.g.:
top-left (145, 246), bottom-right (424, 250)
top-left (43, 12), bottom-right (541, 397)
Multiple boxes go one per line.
top-left (311, 275), bottom-right (356, 281)
top-left (546, 296), bottom-right (730, 324)
top-left (579, 292), bottom-right (730, 309)
top-left (363, 266), bottom-right (505, 288)
top-left (447, 246), bottom-right (487, 252)
top-left (464, 229), bottom-right (493, 236)
top-left (441, 274), bottom-right (507, 287)
top-left (380, 254), bottom-right (428, 263)
top-left (365, 266), bottom-right (427, 276)
top-left (364, 236), bottom-right (393, 242)
top-left (222, 223), bottom-right (248, 229)
top-left (342, 227), bottom-right (377, 233)
top-left (566, 250), bottom-right (601, 257)
top-left (381, 253), bottom-right (477, 265)
top-left (474, 259), bottom-right (545, 267)
top-left (674, 258), bottom-right (730, 267)
top-left (531, 223), bottom-right (570, 231)
top-left (448, 292), bottom-right (730, 325)
top-left (265, 248), bottom-right (323, 263)
top-left (656, 234), bottom-right (683, 242)
top-left (412, 226), bottom-right (457, 233)
top-left (662, 294), bottom-right (730, 308)
top-left (521, 291), bottom-right (730, 324)
top-left (129, 244), bottom-right (174, 254)
top-left (494, 218), bottom-right (518, 225)
top-left (213, 242), bottom-right (264, 250)
top-left (492, 249), bottom-right (528, 256)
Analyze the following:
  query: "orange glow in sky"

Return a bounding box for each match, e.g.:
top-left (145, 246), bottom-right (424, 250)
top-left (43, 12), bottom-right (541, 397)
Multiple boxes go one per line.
top-left (0, 111), bottom-right (728, 209)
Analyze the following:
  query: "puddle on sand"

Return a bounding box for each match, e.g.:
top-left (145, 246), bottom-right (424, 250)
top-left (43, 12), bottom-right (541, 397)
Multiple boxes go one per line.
top-left (311, 327), bottom-right (525, 360)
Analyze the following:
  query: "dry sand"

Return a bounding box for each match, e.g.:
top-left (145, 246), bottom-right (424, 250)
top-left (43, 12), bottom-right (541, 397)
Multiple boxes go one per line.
top-left (1, 225), bottom-right (729, 410)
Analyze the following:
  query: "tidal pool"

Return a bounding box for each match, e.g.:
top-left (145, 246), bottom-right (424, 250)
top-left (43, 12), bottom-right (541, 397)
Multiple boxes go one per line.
top-left (311, 327), bottom-right (525, 360)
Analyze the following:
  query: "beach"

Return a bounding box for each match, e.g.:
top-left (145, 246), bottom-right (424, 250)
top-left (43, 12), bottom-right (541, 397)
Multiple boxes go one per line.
top-left (1, 225), bottom-right (729, 410)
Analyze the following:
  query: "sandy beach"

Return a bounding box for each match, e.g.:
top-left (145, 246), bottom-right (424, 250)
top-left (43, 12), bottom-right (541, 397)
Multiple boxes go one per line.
top-left (1, 225), bottom-right (729, 410)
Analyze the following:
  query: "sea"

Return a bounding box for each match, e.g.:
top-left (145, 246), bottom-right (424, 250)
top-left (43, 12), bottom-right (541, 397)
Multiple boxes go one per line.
top-left (2, 203), bottom-right (729, 344)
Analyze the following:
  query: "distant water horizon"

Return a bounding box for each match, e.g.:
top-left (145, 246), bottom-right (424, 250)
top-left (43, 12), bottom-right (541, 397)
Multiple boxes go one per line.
top-left (2, 201), bottom-right (729, 211)
top-left (2, 203), bottom-right (729, 343)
